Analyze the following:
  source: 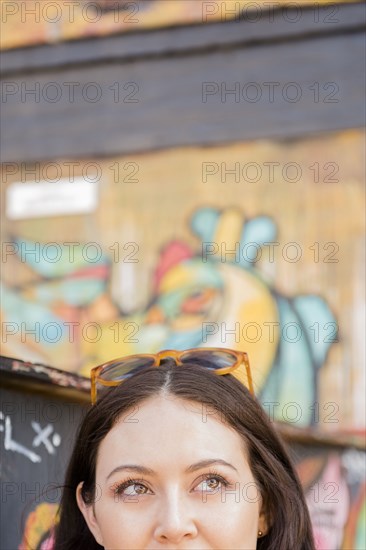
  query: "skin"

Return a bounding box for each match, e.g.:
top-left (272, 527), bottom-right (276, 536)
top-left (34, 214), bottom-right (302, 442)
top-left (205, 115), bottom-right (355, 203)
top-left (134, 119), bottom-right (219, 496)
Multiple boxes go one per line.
top-left (76, 394), bottom-right (268, 549)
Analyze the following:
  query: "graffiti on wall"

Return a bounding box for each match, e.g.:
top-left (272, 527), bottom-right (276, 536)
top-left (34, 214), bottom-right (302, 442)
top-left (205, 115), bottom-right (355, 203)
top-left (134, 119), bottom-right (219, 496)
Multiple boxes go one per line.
top-left (2, 206), bottom-right (337, 426)
top-left (1, 130), bottom-right (364, 430)
top-left (295, 447), bottom-right (366, 550)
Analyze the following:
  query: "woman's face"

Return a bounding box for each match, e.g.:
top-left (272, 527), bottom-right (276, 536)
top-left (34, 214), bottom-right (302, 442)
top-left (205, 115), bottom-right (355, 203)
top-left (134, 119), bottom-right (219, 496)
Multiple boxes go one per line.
top-left (77, 394), bottom-right (267, 549)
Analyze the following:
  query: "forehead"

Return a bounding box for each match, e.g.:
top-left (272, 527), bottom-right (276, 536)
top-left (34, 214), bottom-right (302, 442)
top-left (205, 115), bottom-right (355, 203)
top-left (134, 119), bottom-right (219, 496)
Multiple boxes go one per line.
top-left (95, 395), bottom-right (250, 473)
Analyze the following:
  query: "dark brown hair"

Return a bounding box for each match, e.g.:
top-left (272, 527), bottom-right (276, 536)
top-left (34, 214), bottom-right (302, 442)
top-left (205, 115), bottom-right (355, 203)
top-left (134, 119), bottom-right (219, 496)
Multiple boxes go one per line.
top-left (54, 362), bottom-right (315, 549)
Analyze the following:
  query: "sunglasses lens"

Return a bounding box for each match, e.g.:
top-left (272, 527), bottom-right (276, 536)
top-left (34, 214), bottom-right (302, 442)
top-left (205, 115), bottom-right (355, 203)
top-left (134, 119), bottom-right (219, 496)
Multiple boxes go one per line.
top-left (180, 349), bottom-right (237, 370)
top-left (100, 356), bottom-right (156, 381)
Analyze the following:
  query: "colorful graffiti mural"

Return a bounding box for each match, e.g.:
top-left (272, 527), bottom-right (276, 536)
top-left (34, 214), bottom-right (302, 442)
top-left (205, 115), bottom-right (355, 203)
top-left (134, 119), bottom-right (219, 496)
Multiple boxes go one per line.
top-left (1, 130), bottom-right (365, 431)
top-left (19, 503), bottom-right (57, 550)
top-left (295, 448), bottom-right (366, 550)
top-left (1, 206), bottom-right (337, 426)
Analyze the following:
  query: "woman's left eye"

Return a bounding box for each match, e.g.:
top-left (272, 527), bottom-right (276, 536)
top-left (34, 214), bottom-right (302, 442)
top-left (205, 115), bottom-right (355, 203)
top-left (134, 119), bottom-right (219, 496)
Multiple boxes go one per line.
top-left (195, 475), bottom-right (228, 493)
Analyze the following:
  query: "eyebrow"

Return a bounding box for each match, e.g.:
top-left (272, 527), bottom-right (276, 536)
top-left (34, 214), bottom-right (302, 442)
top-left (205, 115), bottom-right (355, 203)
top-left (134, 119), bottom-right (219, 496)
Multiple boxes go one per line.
top-left (106, 459), bottom-right (238, 481)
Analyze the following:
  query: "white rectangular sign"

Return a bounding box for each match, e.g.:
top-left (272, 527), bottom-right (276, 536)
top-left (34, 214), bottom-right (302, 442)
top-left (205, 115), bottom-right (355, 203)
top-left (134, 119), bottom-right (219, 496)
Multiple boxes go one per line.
top-left (6, 178), bottom-right (98, 220)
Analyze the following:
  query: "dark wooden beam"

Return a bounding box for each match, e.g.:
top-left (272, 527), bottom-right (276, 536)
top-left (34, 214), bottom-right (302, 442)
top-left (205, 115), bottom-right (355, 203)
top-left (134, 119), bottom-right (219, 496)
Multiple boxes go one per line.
top-left (1, 3), bottom-right (365, 162)
top-left (1, 3), bottom-right (364, 74)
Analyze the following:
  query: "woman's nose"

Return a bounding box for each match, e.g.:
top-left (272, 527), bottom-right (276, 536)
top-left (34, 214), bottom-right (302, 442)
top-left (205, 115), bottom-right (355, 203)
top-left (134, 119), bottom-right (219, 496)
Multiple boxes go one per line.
top-left (153, 491), bottom-right (198, 544)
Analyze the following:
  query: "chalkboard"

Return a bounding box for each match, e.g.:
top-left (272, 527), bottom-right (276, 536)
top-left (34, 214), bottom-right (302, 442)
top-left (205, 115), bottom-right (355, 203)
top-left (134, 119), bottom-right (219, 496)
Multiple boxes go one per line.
top-left (0, 356), bottom-right (89, 550)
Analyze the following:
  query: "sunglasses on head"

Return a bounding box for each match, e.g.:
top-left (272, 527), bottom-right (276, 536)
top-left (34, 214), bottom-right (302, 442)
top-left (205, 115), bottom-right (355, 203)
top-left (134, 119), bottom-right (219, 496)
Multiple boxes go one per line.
top-left (90, 347), bottom-right (254, 404)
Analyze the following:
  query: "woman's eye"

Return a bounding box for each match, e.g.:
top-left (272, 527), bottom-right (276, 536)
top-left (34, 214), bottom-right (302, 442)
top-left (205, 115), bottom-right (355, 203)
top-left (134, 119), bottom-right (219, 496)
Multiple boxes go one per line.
top-left (196, 476), bottom-right (225, 492)
top-left (113, 474), bottom-right (230, 497)
top-left (125, 483), bottom-right (148, 495)
top-left (114, 481), bottom-right (150, 497)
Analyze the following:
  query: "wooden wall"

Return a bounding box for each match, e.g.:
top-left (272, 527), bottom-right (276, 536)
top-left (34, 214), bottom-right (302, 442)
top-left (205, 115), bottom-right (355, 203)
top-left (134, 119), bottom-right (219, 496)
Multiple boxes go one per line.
top-left (1, 3), bottom-right (365, 161)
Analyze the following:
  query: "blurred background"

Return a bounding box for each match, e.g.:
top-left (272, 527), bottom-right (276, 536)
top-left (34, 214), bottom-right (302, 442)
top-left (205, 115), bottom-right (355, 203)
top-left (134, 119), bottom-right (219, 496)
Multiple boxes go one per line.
top-left (1, 1), bottom-right (365, 548)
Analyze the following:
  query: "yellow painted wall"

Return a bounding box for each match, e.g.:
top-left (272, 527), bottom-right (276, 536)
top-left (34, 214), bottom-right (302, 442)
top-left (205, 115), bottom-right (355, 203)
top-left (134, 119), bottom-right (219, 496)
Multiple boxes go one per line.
top-left (0, 0), bottom-right (358, 50)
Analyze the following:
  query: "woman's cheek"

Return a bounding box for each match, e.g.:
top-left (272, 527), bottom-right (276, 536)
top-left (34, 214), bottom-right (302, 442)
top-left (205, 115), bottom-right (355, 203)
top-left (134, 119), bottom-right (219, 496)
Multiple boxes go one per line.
top-left (205, 493), bottom-right (260, 548)
top-left (95, 496), bottom-right (149, 550)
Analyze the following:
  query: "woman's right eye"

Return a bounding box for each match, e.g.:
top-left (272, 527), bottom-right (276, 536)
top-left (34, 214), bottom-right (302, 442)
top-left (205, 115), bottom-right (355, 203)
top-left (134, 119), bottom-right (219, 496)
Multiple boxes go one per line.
top-left (113, 479), bottom-right (151, 497)
top-left (122, 483), bottom-right (149, 496)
